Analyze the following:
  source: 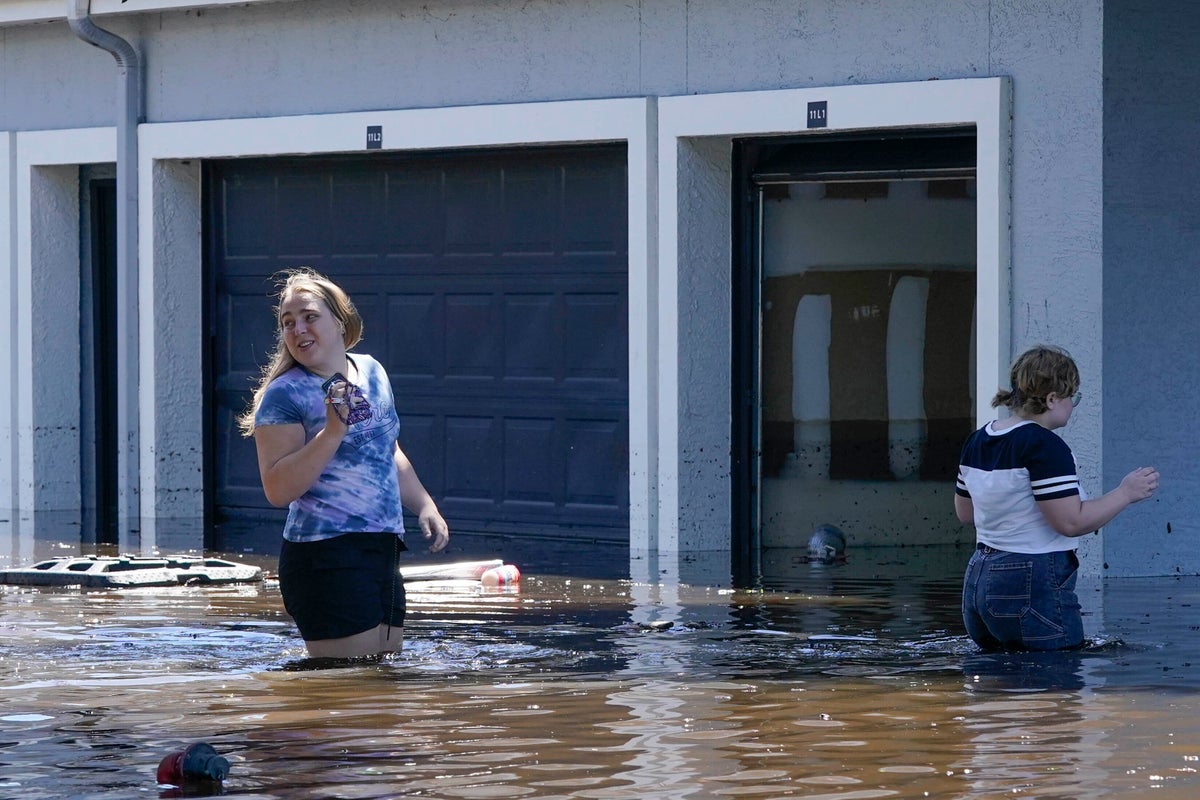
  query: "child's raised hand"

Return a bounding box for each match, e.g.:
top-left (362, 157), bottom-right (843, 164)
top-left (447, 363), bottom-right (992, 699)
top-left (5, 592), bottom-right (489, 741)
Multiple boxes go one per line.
top-left (1120, 466), bottom-right (1159, 503)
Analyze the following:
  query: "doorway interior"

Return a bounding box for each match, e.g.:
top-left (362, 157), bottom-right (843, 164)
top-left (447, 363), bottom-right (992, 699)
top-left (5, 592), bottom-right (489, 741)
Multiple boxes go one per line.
top-left (732, 129), bottom-right (978, 583)
top-left (80, 169), bottom-right (118, 546)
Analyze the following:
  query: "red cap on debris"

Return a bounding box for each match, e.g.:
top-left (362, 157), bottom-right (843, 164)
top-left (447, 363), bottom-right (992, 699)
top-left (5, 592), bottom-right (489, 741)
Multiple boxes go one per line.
top-left (156, 742), bottom-right (230, 786)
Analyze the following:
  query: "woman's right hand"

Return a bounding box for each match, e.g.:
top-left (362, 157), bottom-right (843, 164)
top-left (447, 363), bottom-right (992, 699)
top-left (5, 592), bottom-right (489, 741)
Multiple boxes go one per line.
top-left (323, 378), bottom-right (351, 432)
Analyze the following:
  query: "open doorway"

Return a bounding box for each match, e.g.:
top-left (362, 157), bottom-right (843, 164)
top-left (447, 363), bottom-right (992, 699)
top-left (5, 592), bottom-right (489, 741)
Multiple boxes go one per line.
top-left (733, 129), bottom-right (978, 582)
top-left (81, 171), bottom-right (118, 545)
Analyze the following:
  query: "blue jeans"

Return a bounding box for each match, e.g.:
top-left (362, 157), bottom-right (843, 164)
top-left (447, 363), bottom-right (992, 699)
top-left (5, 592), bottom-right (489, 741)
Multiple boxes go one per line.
top-left (961, 545), bottom-right (1083, 651)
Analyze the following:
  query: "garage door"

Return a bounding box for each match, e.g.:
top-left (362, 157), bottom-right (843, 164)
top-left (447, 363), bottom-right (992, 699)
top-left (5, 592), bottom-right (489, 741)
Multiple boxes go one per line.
top-left (206, 145), bottom-right (629, 549)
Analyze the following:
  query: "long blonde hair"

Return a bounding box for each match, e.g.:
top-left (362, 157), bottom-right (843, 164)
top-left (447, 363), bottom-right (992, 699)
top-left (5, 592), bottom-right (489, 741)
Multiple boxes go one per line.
top-left (237, 268), bottom-right (363, 437)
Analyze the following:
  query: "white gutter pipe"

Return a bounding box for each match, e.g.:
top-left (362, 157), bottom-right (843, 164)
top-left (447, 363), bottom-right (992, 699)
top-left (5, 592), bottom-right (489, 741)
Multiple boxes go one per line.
top-left (67, 0), bottom-right (142, 543)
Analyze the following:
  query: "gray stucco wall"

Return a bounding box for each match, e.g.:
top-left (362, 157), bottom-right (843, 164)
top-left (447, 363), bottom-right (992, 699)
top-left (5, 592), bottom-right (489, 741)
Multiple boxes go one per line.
top-left (30, 166), bottom-right (81, 511)
top-left (675, 136), bottom-right (731, 553)
top-left (5, 1), bottom-right (1087, 130)
top-left (989, 2), bottom-right (1108, 573)
top-left (0, 21), bottom-right (119, 131)
top-left (3, 0), bottom-right (1122, 563)
top-left (1102, 2), bottom-right (1200, 577)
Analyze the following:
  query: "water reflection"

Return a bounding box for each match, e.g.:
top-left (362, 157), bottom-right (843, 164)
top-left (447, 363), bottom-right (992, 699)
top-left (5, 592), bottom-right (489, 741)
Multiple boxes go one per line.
top-left (963, 648), bottom-right (1092, 692)
top-left (2, 538), bottom-right (1200, 798)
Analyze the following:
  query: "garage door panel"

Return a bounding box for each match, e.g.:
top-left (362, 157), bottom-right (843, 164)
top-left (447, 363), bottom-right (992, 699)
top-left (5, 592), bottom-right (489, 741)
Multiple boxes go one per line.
top-left (564, 166), bottom-right (625, 254)
top-left (332, 178), bottom-right (386, 255)
top-left (502, 166), bottom-right (559, 254)
top-left (384, 169), bottom-right (442, 255)
top-left (219, 257), bottom-right (276, 277)
top-left (505, 294), bottom-right (557, 379)
top-left (564, 292), bottom-right (625, 382)
top-left (338, 287), bottom-right (392, 344)
top-left (214, 404), bottom-right (264, 507)
top-left (445, 172), bottom-right (496, 254)
top-left (445, 294), bottom-right (501, 377)
top-left (396, 411), bottom-right (440, 478)
top-left (386, 293), bottom-right (441, 379)
top-left (275, 177), bottom-right (329, 256)
top-left (223, 294), bottom-right (279, 375)
top-left (503, 418), bottom-right (558, 504)
top-left (565, 418), bottom-right (627, 507)
top-left (209, 145), bottom-right (628, 544)
top-left (223, 177), bottom-right (278, 258)
top-left (444, 415), bottom-right (499, 500)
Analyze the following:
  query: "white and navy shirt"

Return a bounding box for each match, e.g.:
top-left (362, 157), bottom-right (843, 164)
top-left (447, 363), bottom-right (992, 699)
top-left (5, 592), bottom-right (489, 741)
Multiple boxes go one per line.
top-left (956, 420), bottom-right (1080, 554)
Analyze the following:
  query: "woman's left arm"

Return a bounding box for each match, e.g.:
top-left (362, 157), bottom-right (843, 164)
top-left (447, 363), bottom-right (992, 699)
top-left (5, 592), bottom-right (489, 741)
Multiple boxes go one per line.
top-left (394, 442), bottom-right (450, 552)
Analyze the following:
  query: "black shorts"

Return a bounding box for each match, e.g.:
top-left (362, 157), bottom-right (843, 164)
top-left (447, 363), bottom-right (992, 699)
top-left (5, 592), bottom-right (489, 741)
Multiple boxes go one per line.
top-left (278, 532), bottom-right (407, 642)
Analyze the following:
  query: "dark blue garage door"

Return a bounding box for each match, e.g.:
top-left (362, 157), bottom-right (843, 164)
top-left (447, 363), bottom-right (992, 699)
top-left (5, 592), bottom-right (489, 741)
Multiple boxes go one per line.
top-left (206, 145), bottom-right (629, 550)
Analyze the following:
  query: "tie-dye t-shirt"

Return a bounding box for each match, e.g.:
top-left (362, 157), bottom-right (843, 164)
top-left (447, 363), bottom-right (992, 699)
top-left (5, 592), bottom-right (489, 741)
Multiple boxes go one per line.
top-left (254, 353), bottom-right (405, 543)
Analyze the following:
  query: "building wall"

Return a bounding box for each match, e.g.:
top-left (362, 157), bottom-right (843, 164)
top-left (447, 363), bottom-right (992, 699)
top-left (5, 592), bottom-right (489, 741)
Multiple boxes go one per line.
top-left (1, 0), bottom-right (1153, 574)
top-left (1102, 1), bottom-right (1200, 577)
top-left (0, 21), bottom-right (117, 131)
top-left (989, 2), bottom-right (1108, 573)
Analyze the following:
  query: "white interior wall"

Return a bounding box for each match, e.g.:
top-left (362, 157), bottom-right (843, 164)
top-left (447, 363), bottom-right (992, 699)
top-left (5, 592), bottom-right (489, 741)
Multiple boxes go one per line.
top-left (763, 181), bottom-right (977, 274)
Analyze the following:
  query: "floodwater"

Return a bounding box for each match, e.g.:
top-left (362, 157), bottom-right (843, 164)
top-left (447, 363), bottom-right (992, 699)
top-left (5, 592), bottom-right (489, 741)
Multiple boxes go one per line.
top-left (2, 538), bottom-right (1200, 800)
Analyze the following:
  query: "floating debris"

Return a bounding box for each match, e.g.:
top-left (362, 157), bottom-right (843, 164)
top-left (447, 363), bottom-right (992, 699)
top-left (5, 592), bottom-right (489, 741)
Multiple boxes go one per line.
top-left (0, 555), bottom-right (262, 588)
top-left (157, 742), bottom-right (230, 791)
top-left (400, 559), bottom-right (503, 581)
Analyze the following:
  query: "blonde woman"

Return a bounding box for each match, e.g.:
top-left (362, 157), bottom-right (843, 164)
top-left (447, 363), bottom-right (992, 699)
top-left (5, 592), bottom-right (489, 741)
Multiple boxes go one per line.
top-left (239, 268), bottom-right (449, 659)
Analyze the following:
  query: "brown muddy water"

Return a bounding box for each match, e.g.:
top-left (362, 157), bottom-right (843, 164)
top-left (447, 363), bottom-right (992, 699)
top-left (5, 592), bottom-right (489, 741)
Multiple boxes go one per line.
top-left (2, 538), bottom-right (1199, 800)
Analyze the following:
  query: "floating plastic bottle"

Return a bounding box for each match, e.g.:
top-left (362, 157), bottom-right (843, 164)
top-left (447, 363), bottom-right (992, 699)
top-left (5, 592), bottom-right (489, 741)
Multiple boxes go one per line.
top-left (156, 742), bottom-right (230, 787)
top-left (480, 564), bottom-right (521, 587)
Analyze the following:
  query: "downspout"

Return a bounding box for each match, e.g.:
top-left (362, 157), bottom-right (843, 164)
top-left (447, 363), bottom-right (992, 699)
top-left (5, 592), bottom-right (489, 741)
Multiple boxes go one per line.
top-left (67, 0), bottom-right (142, 544)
